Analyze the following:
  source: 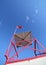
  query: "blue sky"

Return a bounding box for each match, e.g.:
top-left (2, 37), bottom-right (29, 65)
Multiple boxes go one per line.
top-left (0, 0), bottom-right (46, 65)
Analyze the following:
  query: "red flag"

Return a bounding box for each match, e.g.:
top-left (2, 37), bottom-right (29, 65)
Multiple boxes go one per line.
top-left (16, 25), bottom-right (23, 29)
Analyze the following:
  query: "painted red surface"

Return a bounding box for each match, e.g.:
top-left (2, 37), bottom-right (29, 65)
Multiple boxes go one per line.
top-left (6, 54), bottom-right (46, 64)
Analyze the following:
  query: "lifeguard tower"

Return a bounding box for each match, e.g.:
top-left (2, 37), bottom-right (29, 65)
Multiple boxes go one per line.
top-left (5, 25), bottom-right (46, 65)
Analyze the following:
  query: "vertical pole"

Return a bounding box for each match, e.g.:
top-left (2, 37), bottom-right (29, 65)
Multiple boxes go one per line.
top-left (4, 55), bottom-right (8, 65)
top-left (34, 39), bottom-right (37, 56)
top-left (11, 41), bottom-right (18, 57)
top-left (5, 25), bottom-right (23, 64)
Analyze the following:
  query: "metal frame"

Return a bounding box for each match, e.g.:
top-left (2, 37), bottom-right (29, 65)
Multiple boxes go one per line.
top-left (6, 54), bottom-right (46, 64)
top-left (5, 26), bottom-right (46, 65)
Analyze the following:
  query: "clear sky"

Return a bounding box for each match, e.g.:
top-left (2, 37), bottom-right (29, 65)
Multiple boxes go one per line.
top-left (0, 0), bottom-right (46, 65)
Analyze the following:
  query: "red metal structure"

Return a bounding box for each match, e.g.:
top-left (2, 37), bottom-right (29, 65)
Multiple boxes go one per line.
top-left (5, 25), bottom-right (46, 65)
